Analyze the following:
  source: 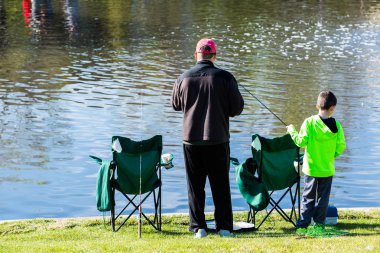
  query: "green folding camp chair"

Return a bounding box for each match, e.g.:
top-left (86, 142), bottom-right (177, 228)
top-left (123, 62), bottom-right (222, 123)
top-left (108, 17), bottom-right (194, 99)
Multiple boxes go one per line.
top-left (110, 135), bottom-right (163, 232)
top-left (236, 134), bottom-right (301, 229)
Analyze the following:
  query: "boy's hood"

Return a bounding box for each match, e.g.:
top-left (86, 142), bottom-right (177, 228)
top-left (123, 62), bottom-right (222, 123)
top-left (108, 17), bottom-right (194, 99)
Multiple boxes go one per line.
top-left (312, 115), bottom-right (337, 140)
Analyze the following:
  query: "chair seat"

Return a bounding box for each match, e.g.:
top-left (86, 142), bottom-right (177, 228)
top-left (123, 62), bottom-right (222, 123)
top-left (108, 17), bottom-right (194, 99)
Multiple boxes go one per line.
top-left (114, 178), bottom-right (161, 195)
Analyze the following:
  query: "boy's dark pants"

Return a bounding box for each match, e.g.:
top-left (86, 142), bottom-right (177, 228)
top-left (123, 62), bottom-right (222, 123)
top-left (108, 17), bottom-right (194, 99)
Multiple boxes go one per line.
top-left (297, 175), bottom-right (333, 228)
top-left (183, 143), bottom-right (233, 233)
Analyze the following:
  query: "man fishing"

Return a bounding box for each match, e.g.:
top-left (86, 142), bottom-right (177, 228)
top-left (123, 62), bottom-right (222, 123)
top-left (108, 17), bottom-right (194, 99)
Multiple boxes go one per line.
top-left (171, 38), bottom-right (244, 238)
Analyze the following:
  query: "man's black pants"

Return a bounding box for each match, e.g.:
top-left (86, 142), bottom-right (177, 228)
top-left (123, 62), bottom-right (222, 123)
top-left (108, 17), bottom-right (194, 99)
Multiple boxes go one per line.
top-left (183, 142), bottom-right (233, 232)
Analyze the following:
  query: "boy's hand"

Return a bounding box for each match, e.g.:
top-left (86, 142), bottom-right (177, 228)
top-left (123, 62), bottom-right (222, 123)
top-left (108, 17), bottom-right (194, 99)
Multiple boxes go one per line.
top-left (286, 124), bottom-right (295, 133)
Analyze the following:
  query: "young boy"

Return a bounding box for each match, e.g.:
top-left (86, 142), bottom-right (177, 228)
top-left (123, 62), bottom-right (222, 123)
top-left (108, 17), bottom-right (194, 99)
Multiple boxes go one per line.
top-left (286, 91), bottom-right (346, 231)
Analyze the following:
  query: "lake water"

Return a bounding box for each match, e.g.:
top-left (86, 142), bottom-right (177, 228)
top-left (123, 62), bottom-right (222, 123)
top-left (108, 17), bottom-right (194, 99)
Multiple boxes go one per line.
top-left (0, 0), bottom-right (379, 220)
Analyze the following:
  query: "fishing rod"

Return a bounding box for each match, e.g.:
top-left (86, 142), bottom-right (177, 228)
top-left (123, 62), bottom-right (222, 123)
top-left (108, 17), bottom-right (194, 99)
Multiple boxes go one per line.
top-left (239, 83), bottom-right (288, 127)
top-left (213, 62), bottom-right (287, 126)
top-left (138, 88), bottom-right (143, 239)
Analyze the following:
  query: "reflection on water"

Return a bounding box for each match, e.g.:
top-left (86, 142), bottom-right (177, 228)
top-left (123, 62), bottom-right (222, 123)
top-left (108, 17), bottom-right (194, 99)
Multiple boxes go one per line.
top-left (0, 0), bottom-right (379, 220)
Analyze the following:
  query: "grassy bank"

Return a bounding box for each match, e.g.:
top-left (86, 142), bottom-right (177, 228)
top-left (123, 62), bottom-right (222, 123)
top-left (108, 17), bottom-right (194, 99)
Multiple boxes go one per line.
top-left (0, 209), bottom-right (379, 252)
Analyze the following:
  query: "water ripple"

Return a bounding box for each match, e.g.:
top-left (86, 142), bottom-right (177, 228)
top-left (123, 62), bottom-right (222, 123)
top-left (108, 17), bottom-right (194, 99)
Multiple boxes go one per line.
top-left (0, 0), bottom-right (379, 220)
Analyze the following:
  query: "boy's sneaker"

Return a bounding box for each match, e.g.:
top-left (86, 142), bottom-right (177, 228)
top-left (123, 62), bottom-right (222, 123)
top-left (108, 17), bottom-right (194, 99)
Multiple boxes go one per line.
top-left (306, 223), bottom-right (326, 237)
top-left (296, 227), bottom-right (308, 235)
top-left (312, 223), bottom-right (325, 232)
top-left (194, 228), bottom-right (207, 239)
top-left (219, 229), bottom-right (235, 238)
top-left (313, 223), bottom-right (325, 230)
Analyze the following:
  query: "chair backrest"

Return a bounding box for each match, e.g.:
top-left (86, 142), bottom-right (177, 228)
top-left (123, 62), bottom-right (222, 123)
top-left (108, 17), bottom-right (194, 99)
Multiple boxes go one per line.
top-left (112, 135), bottom-right (162, 195)
top-left (251, 134), bottom-right (298, 191)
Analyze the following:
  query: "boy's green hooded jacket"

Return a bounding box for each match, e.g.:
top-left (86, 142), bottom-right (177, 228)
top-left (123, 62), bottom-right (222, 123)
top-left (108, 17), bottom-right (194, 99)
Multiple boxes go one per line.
top-left (289, 115), bottom-right (346, 177)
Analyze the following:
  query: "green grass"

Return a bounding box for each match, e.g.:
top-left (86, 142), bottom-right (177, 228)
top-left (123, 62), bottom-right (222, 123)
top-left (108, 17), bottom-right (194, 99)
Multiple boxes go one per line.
top-left (0, 210), bottom-right (379, 253)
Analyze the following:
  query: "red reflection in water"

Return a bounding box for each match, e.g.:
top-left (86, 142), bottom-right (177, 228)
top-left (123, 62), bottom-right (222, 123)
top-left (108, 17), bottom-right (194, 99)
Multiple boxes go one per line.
top-left (22, 0), bottom-right (32, 26)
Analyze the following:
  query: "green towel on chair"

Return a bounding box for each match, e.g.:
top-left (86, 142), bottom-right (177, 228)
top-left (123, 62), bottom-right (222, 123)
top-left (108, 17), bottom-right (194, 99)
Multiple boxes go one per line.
top-left (234, 158), bottom-right (270, 211)
top-left (94, 158), bottom-right (113, 212)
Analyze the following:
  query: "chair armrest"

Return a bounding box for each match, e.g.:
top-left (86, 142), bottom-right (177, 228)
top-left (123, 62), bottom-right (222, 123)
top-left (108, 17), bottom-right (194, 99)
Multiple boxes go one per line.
top-left (161, 153), bottom-right (174, 169)
top-left (89, 155), bottom-right (103, 165)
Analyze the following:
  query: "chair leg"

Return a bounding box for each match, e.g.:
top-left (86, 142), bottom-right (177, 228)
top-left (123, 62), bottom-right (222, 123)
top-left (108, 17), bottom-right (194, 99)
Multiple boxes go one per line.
top-left (250, 185), bottom-right (300, 229)
top-left (111, 207), bottom-right (115, 232)
top-left (247, 206), bottom-right (257, 230)
top-left (111, 187), bottom-right (162, 232)
top-left (152, 187), bottom-right (162, 231)
top-left (153, 189), bottom-right (159, 229)
top-left (111, 187), bottom-right (116, 232)
top-left (297, 178), bottom-right (301, 221)
top-left (247, 207), bottom-right (252, 223)
top-left (159, 186), bottom-right (162, 231)
top-left (253, 210), bottom-right (256, 227)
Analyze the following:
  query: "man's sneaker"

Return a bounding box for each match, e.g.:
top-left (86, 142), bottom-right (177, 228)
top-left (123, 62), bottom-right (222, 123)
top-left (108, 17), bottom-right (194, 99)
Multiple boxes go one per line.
top-left (194, 228), bottom-right (207, 239)
top-left (219, 229), bottom-right (235, 238)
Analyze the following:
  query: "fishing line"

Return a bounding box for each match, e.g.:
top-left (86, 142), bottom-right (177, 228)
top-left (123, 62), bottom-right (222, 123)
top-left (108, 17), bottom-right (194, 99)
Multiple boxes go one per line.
top-left (239, 83), bottom-right (288, 126)
top-left (214, 62), bottom-right (287, 126)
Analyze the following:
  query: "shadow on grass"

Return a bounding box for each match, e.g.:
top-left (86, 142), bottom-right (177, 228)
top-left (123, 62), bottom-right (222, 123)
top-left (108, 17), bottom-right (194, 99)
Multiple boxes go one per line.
top-left (160, 230), bottom-right (190, 236)
top-left (226, 223), bottom-right (379, 238)
top-left (336, 222), bottom-right (380, 235)
top-left (337, 222), bottom-right (380, 230)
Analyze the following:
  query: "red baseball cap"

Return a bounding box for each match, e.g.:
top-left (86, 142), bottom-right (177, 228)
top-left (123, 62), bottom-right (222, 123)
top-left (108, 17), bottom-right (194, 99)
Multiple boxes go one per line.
top-left (195, 38), bottom-right (217, 54)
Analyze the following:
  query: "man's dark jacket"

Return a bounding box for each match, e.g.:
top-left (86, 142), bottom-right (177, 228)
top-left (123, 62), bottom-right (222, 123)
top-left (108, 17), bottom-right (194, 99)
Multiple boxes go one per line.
top-left (171, 60), bottom-right (244, 143)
